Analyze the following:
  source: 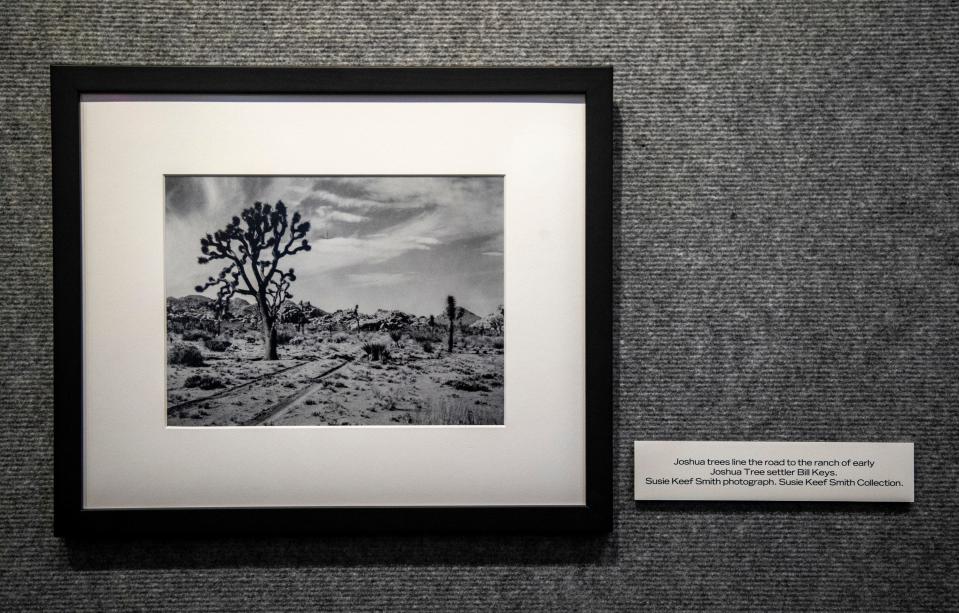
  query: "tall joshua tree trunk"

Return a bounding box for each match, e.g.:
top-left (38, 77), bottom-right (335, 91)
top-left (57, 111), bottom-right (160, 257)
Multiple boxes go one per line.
top-left (257, 295), bottom-right (279, 360)
top-left (259, 304), bottom-right (278, 360)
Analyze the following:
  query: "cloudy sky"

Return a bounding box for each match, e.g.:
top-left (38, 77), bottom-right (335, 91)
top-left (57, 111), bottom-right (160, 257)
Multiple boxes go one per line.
top-left (165, 176), bottom-right (503, 316)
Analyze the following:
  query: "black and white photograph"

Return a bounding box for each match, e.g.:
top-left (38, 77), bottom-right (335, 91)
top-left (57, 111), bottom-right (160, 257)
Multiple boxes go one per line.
top-left (165, 176), bottom-right (505, 426)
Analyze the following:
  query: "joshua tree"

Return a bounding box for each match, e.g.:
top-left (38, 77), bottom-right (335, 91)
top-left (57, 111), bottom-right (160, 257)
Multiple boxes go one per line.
top-left (299, 300), bottom-right (318, 332)
top-left (352, 304), bottom-right (361, 332)
top-left (428, 314), bottom-right (436, 339)
top-left (195, 200), bottom-right (311, 360)
top-left (209, 291), bottom-right (231, 336)
top-left (278, 300), bottom-right (318, 333)
top-left (279, 301), bottom-right (305, 333)
top-left (445, 295), bottom-right (465, 353)
top-left (493, 305), bottom-right (504, 334)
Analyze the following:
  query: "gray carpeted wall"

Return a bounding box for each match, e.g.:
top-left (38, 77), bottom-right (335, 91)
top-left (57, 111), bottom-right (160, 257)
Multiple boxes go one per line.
top-left (2, 1), bottom-right (957, 610)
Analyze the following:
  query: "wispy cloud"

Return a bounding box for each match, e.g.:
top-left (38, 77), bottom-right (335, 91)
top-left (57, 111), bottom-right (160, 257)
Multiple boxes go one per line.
top-left (346, 272), bottom-right (412, 287)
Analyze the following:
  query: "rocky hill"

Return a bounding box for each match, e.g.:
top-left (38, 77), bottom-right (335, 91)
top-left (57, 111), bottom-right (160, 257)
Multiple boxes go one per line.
top-left (167, 294), bottom-right (213, 310)
top-left (470, 305), bottom-right (504, 332)
top-left (435, 308), bottom-right (481, 327)
top-left (166, 295), bottom-right (217, 333)
top-left (312, 308), bottom-right (420, 332)
top-left (168, 295), bottom-right (500, 335)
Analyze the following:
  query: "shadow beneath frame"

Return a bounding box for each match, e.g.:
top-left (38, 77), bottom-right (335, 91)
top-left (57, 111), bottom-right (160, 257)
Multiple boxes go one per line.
top-left (63, 532), bottom-right (616, 571)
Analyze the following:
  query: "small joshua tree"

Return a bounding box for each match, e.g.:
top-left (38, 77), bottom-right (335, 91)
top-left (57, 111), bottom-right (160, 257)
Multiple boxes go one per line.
top-left (195, 200), bottom-right (310, 360)
top-left (210, 295), bottom-right (231, 336)
top-left (428, 314), bottom-right (436, 339)
top-left (299, 300), bottom-right (317, 331)
top-left (492, 305), bottom-right (504, 335)
top-left (279, 300), bottom-right (313, 333)
top-left (352, 304), bottom-right (361, 332)
top-left (445, 295), bottom-right (465, 353)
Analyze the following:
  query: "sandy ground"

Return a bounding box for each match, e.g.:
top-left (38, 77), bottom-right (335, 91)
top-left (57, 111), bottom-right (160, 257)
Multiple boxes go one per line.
top-left (167, 328), bottom-right (504, 426)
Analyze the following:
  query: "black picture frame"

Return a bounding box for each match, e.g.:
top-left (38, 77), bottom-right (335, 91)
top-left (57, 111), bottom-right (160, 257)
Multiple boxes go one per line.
top-left (52, 66), bottom-right (612, 536)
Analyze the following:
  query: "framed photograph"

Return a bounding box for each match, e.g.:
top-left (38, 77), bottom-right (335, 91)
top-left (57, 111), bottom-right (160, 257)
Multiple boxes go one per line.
top-left (52, 66), bottom-right (612, 535)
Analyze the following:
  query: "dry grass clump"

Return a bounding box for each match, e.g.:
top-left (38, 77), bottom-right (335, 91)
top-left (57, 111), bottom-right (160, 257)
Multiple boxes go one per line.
top-left (413, 397), bottom-right (501, 425)
top-left (361, 341), bottom-right (391, 362)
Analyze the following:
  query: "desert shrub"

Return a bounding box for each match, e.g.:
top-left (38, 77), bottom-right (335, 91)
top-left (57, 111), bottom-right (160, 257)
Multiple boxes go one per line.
top-left (418, 339), bottom-right (434, 353)
top-left (361, 341), bottom-right (390, 362)
top-left (479, 373), bottom-right (502, 387)
top-left (445, 378), bottom-right (491, 392)
top-left (168, 343), bottom-right (205, 367)
top-left (183, 374), bottom-right (226, 390)
top-left (276, 330), bottom-right (294, 345)
top-left (361, 341), bottom-right (381, 360)
top-left (492, 338), bottom-right (504, 349)
top-left (182, 329), bottom-right (211, 342)
top-left (168, 317), bottom-right (218, 335)
top-left (334, 333), bottom-right (348, 343)
top-left (473, 335), bottom-right (495, 348)
top-left (371, 386), bottom-right (399, 411)
top-left (388, 330), bottom-right (403, 344)
top-left (203, 338), bottom-right (232, 352)
top-left (410, 330), bottom-right (435, 343)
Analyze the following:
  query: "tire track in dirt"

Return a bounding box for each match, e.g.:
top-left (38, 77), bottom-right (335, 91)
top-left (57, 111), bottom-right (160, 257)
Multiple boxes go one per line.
top-left (166, 359), bottom-right (317, 416)
top-left (240, 357), bottom-right (357, 426)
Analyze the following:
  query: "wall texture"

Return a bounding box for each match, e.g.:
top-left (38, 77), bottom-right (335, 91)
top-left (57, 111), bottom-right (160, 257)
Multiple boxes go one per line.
top-left (2, 1), bottom-right (957, 610)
